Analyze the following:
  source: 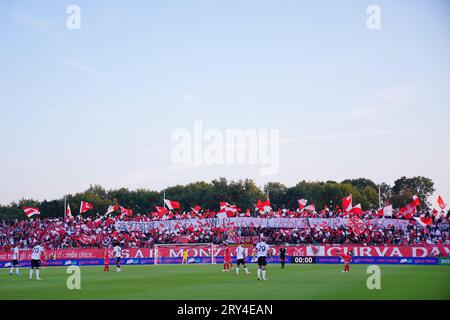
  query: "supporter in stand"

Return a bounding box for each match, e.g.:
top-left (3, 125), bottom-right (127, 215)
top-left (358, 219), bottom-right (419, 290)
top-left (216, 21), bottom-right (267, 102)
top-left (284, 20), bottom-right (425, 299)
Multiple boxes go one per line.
top-left (0, 209), bottom-right (448, 250)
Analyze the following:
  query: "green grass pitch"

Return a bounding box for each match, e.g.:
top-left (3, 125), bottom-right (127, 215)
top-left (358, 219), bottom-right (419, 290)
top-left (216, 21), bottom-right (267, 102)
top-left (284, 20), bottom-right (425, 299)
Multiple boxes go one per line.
top-left (0, 264), bottom-right (449, 300)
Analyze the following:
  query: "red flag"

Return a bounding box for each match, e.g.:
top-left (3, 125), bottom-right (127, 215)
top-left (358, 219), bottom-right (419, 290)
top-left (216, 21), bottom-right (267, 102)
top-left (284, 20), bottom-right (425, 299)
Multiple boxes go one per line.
top-left (220, 202), bottom-right (230, 210)
top-left (80, 201), bottom-right (93, 214)
top-left (437, 196), bottom-right (447, 210)
top-left (413, 195), bottom-right (421, 206)
top-left (255, 200), bottom-right (271, 213)
top-left (298, 199), bottom-right (308, 210)
top-left (226, 209), bottom-right (236, 217)
top-left (348, 215), bottom-right (365, 235)
top-left (105, 205), bottom-right (119, 215)
top-left (66, 204), bottom-right (72, 218)
top-left (342, 194), bottom-right (352, 212)
top-left (377, 205), bottom-right (393, 217)
top-left (155, 206), bottom-right (169, 218)
top-left (23, 207), bottom-right (40, 218)
top-left (191, 205), bottom-right (201, 214)
top-left (119, 206), bottom-right (133, 217)
top-left (219, 202), bottom-right (239, 216)
top-left (414, 215), bottom-right (432, 227)
top-left (164, 199), bottom-right (180, 210)
top-left (399, 202), bottom-right (417, 219)
top-left (348, 204), bottom-right (363, 215)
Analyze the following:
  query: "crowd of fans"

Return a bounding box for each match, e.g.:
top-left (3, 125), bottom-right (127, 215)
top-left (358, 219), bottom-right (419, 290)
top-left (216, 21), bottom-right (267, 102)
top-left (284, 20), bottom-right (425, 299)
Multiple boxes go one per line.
top-left (142, 208), bottom-right (441, 220)
top-left (0, 209), bottom-right (448, 250)
top-left (240, 222), bottom-right (449, 246)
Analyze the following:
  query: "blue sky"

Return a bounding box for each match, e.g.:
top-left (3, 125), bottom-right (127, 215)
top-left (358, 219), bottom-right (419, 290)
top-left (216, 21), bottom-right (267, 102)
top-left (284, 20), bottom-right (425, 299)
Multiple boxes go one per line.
top-left (0, 0), bottom-right (449, 206)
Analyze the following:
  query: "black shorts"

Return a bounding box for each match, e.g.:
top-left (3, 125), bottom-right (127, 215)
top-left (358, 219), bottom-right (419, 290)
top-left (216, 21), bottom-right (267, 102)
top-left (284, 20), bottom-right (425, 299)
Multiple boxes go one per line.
top-left (12, 259), bottom-right (19, 266)
top-left (280, 256), bottom-right (286, 261)
top-left (116, 257), bottom-right (121, 264)
top-left (237, 258), bottom-right (245, 266)
top-left (30, 259), bottom-right (40, 269)
top-left (257, 257), bottom-right (267, 266)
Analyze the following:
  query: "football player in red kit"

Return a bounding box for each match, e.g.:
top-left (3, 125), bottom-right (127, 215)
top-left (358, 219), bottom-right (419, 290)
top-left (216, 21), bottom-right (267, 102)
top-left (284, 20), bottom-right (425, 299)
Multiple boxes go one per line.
top-left (339, 251), bottom-right (352, 273)
top-left (104, 248), bottom-right (110, 272)
top-left (222, 244), bottom-right (232, 272)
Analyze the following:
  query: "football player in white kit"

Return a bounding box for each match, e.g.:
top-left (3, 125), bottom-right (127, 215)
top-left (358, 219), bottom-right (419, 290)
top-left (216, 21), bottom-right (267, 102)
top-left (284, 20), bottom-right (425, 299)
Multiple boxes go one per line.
top-left (113, 243), bottom-right (122, 272)
top-left (9, 243), bottom-right (21, 276)
top-left (235, 242), bottom-right (250, 275)
top-left (29, 242), bottom-right (45, 280)
top-left (255, 238), bottom-right (270, 281)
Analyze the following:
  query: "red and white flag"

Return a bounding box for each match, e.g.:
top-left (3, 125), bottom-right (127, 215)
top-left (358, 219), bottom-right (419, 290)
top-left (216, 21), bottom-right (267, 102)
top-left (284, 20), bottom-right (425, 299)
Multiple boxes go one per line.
top-left (437, 196), bottom-right (447, 210)
top-left (348, 204), bottom-right (363, 215)
top-left (155, 206), bottom-right (169, 218)
top-left (191, 206), bottom-right (201, 214)
top-left (304, 203), bottom-right (315, 213)
top-left (105, 204), bottom-right (119, 215)
top-left (342, 194), bottom-right (353, 212)
top-left (256, 200), bottom-right (271, 213)
top-left (399, 202), bottom-right (417, 219)
top-left (219, 202), bottom-right (239, 215)
top-left (23, 207), bottom-right (40, 218)
top-left (298, 199), bottom-right (308, 210)
top-left (80, 201), bottom-right (93, 214)
top-left (348, 215), bottom-right (365, 235)
top-left (119, 206), bottom-right (133, 217)
top-left (220, 202), bottom-right (231, 210)
top-left (164, 199), bottom-right (180, 210)
top-left (413, 195), bottom-right (421, 206)
top-left (377, 205), bottom-right (393, 217)
top-left (414, 215), bottom-right (433, 227)
top-left (66, 204), bottom-right (72, 218)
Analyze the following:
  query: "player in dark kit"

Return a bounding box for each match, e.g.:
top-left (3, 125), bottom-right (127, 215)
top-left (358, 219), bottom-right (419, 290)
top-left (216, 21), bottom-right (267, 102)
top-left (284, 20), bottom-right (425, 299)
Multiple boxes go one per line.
top-left (279, 245), bottom-right (287, 268)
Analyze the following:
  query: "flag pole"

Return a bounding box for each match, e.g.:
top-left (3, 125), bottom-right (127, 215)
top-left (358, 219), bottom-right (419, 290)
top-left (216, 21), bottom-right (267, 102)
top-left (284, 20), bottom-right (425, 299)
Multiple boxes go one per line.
top-left (163, 191), bottom-right (166, 208)
top-left (64, 195), bottom-right (66, 218)
top-left (378, 185), bottom-right (382, 209)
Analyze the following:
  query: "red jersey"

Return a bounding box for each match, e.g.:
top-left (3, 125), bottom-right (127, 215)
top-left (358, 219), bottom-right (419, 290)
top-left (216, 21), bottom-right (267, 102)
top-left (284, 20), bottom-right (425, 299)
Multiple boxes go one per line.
top-left (341, 254), bottom-right (351, 263)
top-left (104, 250), bottom-right (110, 264)
top-left (224, 247), bottom-right (231, 258)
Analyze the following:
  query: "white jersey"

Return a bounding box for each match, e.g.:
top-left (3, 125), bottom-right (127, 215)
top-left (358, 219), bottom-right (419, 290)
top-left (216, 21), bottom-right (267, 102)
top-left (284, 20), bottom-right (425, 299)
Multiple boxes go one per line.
top-left (12, 246), bottom-right (19, 260)
top-left (113, 246), bottom-right (122, 258)
top-left (255, 242), bottom-right (269, 258)
top-left (236, 246), bottom-right (245, 259)
top-left (31, 245), bottom-right (44, 260)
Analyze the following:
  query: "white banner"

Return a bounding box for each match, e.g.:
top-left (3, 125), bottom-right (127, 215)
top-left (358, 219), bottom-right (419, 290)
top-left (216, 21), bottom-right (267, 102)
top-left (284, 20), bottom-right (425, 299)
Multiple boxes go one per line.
top-left (115, 218), bottom-right (409, 233)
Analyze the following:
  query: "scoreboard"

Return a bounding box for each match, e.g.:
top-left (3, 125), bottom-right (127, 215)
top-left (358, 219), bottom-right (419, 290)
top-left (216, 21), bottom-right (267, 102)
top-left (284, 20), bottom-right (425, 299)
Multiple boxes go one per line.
top-left (291, 256), bottom-right (317, 264)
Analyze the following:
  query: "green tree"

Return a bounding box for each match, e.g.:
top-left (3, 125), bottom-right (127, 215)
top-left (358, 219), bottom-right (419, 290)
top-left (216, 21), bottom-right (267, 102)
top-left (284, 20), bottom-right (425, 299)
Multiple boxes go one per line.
top-left (391, 176), bottom-right (435, 208)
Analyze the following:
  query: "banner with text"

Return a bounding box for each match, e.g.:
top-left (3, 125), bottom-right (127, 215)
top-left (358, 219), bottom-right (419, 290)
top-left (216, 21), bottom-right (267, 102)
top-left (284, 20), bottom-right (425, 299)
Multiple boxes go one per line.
top-left (1, 245), bottom-right (448, 263)
top-left (114, 218), bottom-right (410, 232)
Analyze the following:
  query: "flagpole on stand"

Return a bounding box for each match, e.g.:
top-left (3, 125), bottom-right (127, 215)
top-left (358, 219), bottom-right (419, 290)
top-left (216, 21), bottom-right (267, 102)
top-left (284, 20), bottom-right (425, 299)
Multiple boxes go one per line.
top-left (163, 191), bottom-right (166, 208)
top-left (378, 185), bottom-right (382, 209)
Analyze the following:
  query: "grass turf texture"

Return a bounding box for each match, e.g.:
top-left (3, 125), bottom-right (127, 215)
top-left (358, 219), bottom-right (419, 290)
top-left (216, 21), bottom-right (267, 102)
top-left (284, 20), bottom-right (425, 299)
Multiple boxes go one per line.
top-left (0, 264), bottom-right (449, 300)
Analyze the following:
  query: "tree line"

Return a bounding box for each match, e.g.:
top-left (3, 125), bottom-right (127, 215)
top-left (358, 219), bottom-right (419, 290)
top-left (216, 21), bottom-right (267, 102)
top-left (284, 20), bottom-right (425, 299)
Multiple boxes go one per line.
top-left (0, 176), bottom-right (435, 221)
